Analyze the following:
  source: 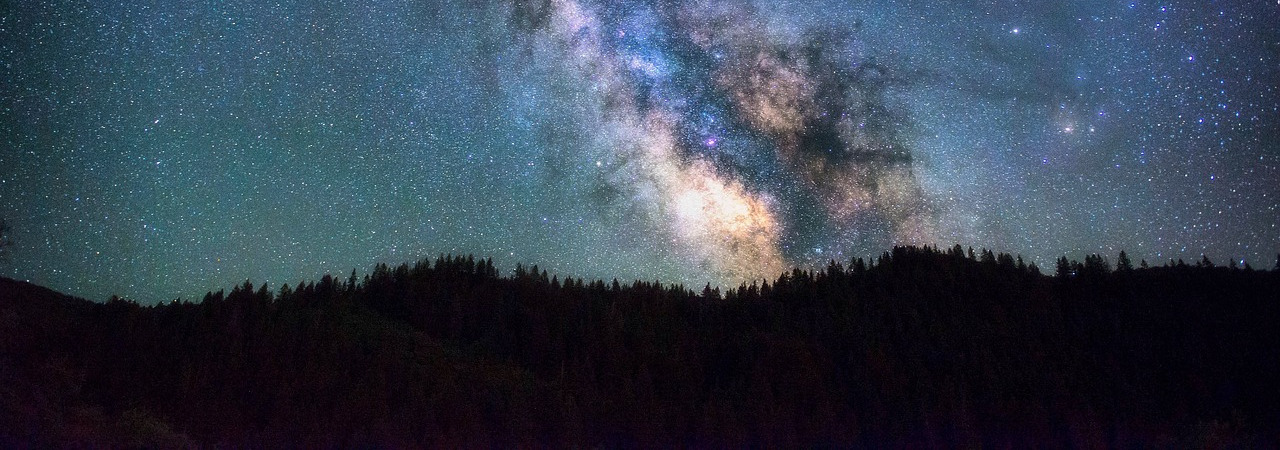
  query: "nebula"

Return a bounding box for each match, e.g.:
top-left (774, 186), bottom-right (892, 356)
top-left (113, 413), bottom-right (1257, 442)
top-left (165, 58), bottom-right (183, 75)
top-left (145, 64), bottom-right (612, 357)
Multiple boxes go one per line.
top-left (8, 0), bottom-right (1272, 302)
top-left (499, 0), bottom-right (934, 283)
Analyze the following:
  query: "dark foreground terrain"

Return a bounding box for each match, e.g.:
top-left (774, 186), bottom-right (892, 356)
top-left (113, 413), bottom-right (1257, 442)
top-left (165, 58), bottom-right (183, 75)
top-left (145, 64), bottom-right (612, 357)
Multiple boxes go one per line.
top-left (2, 246), bottom-right (1278, 447)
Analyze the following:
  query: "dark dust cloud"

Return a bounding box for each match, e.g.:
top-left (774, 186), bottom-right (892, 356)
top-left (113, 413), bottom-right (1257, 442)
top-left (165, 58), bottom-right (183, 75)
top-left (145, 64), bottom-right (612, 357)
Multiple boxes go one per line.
top-left (2, 0), bottom-right (1277, 302)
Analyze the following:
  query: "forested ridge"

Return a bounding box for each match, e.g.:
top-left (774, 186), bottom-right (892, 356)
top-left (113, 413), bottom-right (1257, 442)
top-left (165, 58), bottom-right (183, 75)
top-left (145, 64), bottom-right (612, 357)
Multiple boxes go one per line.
top-left (2, 245), bottom-right (1278, 447)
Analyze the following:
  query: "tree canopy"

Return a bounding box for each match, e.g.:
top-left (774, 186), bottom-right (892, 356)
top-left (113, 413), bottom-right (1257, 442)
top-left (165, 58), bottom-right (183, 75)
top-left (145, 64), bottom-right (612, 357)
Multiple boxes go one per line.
top-left (2, 247), bottom-right (1278, 447)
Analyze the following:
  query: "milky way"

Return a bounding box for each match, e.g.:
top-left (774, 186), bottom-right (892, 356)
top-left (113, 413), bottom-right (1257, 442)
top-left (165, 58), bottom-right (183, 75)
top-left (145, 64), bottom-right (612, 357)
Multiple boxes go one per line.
top-left (1, 0), bottom-right (1277, 302)
top-left (497, 0), bottom-right (937, 282)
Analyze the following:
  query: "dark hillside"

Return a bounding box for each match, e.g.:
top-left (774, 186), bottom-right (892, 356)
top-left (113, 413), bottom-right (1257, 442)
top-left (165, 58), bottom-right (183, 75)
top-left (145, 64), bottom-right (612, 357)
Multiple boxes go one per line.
top-left (2, 246), bottom-right (1278, 446)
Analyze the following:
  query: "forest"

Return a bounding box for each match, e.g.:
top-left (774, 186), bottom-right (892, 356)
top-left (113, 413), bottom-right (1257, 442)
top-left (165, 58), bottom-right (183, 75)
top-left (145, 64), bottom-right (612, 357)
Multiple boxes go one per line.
top-left (2, 245), bottom-right (1278, 447)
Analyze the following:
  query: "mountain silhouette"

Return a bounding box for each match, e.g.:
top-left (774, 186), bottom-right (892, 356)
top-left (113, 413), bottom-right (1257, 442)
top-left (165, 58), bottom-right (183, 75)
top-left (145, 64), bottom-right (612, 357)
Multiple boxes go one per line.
top-left (2, 246), bottom-right (1278, 446)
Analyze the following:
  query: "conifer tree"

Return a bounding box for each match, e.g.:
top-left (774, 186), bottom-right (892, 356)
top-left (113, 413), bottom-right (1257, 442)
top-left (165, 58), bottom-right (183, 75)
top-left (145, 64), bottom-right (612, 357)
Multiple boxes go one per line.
top-left (1056, 256), bottom-right (1072, 278)
top-left (1116, 250), bottom-right (1133, 272)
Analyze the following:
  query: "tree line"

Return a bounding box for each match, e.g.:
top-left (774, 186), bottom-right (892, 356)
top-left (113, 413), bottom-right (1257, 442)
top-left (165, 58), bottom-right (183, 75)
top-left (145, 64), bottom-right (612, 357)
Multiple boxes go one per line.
top-left (2, 245), bottom-right (1278, 447)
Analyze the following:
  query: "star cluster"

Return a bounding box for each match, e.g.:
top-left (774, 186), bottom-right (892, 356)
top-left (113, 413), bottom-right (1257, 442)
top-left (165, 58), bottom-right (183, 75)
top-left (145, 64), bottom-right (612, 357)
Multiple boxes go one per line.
top-left (1, 0), bottom-right (1277, 302)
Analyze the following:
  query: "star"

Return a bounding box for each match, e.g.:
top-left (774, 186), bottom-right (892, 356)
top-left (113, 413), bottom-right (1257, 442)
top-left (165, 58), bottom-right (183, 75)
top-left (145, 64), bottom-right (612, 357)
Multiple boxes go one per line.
top-left (0, 0), bottom-right (1274, 302)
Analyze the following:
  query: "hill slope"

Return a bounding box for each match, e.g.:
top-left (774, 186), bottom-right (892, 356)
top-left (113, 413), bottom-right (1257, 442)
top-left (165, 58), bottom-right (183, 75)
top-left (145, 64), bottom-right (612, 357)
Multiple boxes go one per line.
top-left (2, 246), bottom-right (1278, 446)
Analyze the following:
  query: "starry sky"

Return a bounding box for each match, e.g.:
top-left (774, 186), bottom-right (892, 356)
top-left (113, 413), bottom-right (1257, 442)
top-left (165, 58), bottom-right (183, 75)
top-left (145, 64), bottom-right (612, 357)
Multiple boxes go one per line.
top-left (2, 0), bottom-right (1278, 303)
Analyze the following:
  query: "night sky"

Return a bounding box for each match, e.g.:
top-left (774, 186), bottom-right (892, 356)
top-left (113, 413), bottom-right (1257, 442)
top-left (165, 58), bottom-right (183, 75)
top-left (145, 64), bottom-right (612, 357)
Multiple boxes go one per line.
top-left (2, 0), bottom-right (1278, 303)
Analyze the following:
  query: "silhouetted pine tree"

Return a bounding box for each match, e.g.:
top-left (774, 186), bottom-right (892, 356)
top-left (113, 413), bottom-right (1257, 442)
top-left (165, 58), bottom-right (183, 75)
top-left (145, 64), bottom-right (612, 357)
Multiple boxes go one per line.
top-left (2, 246), bottom-right (1278, 447)
top-left (1116, 250), bottom-right (1133, 272)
